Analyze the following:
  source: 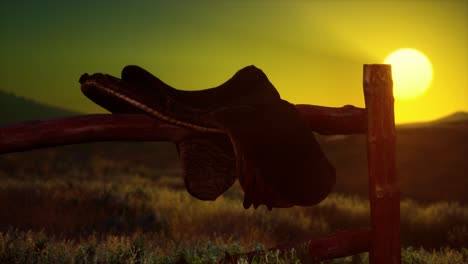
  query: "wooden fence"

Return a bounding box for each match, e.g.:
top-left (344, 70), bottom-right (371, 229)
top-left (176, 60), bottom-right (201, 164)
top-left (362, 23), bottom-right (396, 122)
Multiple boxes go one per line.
top-left (0, 64), bottom-right (400, 263)
top-left (223, 64), bottom-right (399, 263)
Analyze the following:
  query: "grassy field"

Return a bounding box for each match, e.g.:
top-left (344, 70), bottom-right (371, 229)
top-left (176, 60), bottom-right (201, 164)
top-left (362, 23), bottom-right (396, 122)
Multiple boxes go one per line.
top-left (1, 229), bottom-right (467, 263)
top-left (0, 146), bottom-right (467, 263)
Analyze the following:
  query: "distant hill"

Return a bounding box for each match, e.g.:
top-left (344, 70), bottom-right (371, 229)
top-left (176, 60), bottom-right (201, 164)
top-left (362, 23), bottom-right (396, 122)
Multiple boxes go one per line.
top-left (0, 90), bottom-right (80, 126)
top-left (398, 111), bottom-right (468, 128)
top-left (433, 111), bottom-right (468, 123)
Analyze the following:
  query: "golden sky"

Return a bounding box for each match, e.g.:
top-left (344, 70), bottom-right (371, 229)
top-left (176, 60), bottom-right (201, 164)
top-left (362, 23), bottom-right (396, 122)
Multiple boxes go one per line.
top-left (1, 0), bottom-right (467, 124)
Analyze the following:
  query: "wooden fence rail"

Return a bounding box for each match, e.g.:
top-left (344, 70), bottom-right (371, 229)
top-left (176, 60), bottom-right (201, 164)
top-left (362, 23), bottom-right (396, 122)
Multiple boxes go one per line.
top-left (0, 105), bottom-right (366, 154)
top-left (223, 228), bottom-right (371, 263)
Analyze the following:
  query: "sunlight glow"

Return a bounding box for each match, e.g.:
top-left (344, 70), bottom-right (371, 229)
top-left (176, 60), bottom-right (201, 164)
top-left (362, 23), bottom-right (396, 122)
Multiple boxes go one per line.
top-left (384, 48), bottom-right (433, 100)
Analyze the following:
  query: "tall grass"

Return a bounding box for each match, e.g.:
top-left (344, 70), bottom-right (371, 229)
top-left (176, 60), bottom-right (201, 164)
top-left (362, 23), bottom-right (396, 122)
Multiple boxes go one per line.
top-left (1, 175), bottom-right (467, 251)
top-left (1, 229), bottom-right (467, 263)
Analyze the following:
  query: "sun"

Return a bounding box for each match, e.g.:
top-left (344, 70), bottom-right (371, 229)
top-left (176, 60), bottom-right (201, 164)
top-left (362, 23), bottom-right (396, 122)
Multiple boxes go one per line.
top-left (384, 48), bottom-right (433, 99)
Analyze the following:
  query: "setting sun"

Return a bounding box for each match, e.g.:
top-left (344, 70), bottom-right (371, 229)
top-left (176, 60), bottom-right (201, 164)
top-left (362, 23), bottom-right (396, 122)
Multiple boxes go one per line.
top-left (384, 48), bottom-right (433, 100)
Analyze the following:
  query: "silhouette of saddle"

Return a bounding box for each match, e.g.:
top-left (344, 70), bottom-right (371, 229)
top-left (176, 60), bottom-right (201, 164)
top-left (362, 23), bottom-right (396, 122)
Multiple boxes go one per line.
top-left (80, 65), bottom-right (335, 209)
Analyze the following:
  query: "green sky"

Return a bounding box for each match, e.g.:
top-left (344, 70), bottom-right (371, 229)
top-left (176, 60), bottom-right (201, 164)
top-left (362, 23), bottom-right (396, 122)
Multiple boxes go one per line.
top-left (1, 0), bottom-right (467, 123)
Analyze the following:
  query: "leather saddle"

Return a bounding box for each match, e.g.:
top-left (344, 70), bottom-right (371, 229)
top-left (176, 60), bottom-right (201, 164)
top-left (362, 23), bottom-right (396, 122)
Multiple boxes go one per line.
top-left (80, 65), bottom-right (335, 209)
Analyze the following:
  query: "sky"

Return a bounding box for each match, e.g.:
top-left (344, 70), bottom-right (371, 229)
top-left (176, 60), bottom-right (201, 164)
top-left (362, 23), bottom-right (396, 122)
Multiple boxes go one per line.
top-left (1, 0), bottom-right (467, 124)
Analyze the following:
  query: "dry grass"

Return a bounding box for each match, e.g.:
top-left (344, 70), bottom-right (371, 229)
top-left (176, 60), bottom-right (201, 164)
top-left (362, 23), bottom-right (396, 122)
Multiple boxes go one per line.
top-left (0, 175), bottom-right (467, 252)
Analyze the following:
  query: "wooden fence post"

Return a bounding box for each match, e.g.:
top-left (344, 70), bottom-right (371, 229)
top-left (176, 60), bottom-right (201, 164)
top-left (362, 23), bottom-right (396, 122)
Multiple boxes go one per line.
top-left (363, 64), bottom-right (400, 264)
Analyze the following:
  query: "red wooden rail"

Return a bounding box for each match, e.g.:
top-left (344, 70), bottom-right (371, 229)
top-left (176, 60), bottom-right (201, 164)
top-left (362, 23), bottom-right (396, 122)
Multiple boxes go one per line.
top-left (0, 105), bottom-right (366, 154)
top-left (223, 229), bottom-right (371, 263)
top-left (0, 64), bottom-right (399, 263)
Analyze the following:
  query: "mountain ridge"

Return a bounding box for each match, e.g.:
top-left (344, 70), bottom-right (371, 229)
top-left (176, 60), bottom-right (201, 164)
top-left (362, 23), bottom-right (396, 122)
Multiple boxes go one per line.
top-left (433, 111), bottom-right (468, 123)
top-left (397, 111), bottom-right (468, 129)
top-left (0, 90), bottom-right (80, 126)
